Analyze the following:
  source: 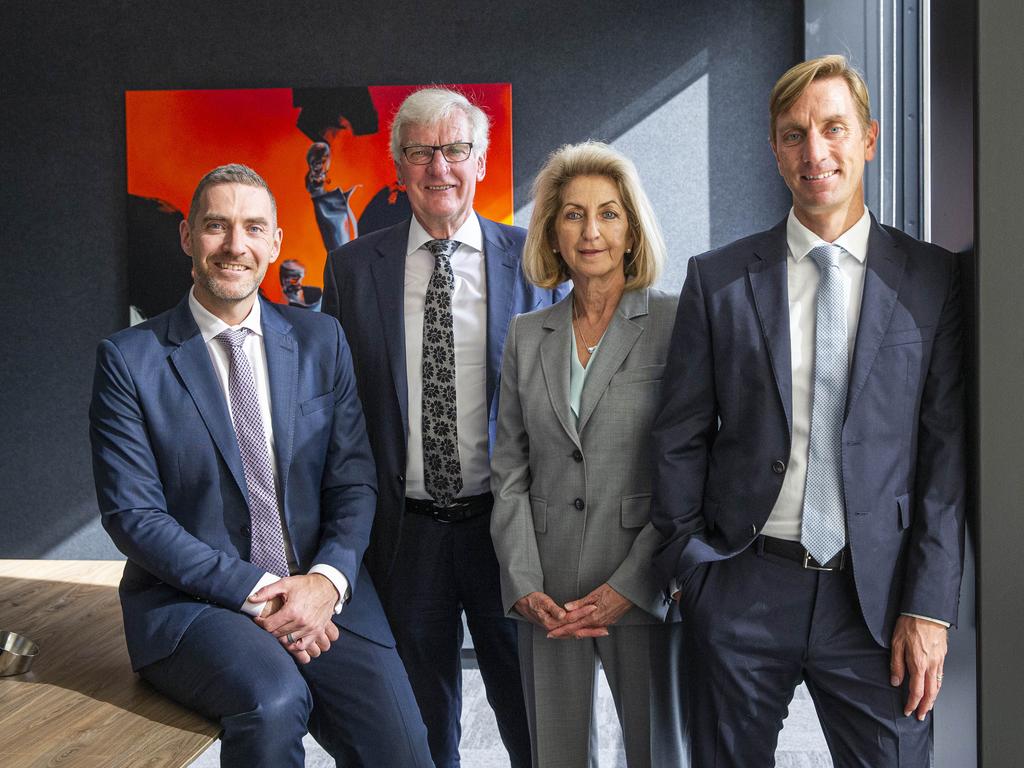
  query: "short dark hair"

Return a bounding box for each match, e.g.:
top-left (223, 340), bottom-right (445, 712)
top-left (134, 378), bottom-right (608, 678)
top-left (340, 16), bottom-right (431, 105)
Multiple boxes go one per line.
top-left (186, 164), bottom-right (276, 226)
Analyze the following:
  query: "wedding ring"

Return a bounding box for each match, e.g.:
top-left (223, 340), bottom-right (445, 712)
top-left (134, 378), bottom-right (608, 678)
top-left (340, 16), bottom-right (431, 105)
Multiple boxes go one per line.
top-left (936, 673), bottom-right (944, 681)
top-left (286, 632), bottom-right (296, 644)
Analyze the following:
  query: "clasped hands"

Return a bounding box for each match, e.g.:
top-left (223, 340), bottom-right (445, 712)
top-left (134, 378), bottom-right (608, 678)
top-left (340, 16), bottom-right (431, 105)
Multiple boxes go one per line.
top-left (252, 574), bottom-right (340, 664)
top-left (515, 583), bottom-right (632, 639)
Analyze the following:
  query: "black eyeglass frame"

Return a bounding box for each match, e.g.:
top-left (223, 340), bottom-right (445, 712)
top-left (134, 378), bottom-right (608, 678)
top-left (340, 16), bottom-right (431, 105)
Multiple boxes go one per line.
top-left (399, 142), bottom-right (475, 165)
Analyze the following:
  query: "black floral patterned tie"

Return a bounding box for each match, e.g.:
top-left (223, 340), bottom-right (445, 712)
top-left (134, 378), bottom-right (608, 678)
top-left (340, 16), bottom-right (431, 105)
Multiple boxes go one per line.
top-left (422, 239), bottom-right (463, 507)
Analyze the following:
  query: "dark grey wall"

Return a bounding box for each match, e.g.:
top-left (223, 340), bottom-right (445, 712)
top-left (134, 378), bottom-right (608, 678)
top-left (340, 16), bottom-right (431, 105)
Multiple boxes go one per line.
top-left (977, 0), bottom-right (1024, 765)
top-left (928, 0), bottom-right (978, 765)
top-left (0, 1), bottom-right (799, 558)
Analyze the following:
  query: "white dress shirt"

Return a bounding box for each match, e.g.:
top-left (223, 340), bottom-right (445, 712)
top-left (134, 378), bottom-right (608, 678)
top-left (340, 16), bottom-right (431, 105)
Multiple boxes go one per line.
top-left (188, 290), bottom-right (347, 616)
top-left (761, 209), bottom-right (869, 540)
top-left (755, 212), bottom-right (944, 626)
top-left (403, 214), bottom-right (491, 499)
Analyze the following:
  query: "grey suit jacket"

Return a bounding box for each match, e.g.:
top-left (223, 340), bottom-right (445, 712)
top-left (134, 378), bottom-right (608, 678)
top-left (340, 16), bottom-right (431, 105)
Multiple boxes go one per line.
top-left (490, 287), bottom-right (678, 624)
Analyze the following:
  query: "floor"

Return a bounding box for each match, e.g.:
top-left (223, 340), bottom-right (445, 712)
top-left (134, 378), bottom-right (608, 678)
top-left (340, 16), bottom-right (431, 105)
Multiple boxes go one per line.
top-left (190, 666), bottom-right (831, 766)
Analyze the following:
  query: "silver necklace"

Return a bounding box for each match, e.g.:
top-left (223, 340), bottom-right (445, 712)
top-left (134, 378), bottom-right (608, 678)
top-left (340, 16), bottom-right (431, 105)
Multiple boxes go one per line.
top-left (572, 301), bottom-right (599, 354)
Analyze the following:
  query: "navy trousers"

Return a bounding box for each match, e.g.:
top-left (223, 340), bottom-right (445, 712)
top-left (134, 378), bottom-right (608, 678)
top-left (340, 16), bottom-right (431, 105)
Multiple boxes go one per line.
top-left (139, 606), bottom-right (432, 768)
top-left (679, 542), bottom-right (931, 768)
top-left (384, 508), bottom-right (531, 768)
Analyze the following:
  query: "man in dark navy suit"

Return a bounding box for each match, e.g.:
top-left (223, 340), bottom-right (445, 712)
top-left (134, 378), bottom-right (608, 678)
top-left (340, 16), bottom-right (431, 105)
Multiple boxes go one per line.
top-left (323, 88), bottom-right (567, 768)
top-left (90, 164), bottom-right (431, 767)
top-left (652, 56), bottom-right (966, 767)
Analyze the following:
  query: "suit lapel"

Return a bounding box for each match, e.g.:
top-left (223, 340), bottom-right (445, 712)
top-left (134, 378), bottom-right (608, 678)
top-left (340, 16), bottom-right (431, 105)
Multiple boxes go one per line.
top-left (577, 289), bottom-right (647, 434)
top-left (261, 300), bottom-right (297, 506)
top-left (481, 215), bottom-right (519, 409)
top-left (538, 297), bottom-right (579, 445)
top-left (167, 297), bottom-right (248, 499)
top-left (747, 223), bottom-right (794, 433)
top-left (846, 218), bottom-right (906, 417)
top-left (371, 221), bottom-right (412, 434)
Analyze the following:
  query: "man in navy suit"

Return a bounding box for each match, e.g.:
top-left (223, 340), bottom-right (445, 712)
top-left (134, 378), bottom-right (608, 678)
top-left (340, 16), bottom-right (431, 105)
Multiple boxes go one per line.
top-left (90, 164), bottom-right (432, 767)
top-left (322, 88), bottom-right (566, 768)
top-left (652, 56), bottom-right (965, 767)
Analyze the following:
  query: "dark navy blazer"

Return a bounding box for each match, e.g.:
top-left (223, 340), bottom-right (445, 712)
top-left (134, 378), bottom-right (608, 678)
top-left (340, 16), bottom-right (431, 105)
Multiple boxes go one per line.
top-left (651, 215), bottom-right (966, 648)
top-left (322, 214), bottom-right (568, 596)
top-left (90, 296), bottom-right (391, 671)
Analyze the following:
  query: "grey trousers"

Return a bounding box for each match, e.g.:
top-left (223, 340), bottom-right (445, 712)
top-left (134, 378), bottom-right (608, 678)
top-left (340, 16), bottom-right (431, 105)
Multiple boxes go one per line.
top-left (517, 620), bottom-right (686, 767)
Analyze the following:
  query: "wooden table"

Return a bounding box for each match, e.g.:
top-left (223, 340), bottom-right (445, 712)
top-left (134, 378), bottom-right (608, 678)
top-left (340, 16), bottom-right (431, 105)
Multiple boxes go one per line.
top-left (0, 560), bottom-right (219, 767)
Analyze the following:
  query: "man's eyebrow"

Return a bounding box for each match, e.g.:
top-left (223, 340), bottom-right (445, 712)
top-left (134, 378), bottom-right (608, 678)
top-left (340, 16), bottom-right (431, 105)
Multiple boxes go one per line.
top-left (200, 214), bottom-right (271, 225)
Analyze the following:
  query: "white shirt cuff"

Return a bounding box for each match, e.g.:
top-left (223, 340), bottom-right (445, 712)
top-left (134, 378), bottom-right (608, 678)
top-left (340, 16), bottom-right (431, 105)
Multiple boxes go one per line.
top-left (901, 612), bottom-right (951, 628)
top-left (309, 564), bottom-right (350, 614)
top-left (668, 578), bottom-right (681, 601)
top-left (241, 572), bottom-right (281, 617)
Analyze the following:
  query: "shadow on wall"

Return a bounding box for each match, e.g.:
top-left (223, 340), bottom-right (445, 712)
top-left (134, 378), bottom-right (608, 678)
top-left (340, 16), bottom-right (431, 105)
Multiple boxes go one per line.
top-left (2, 0), bottom-right (799, 559)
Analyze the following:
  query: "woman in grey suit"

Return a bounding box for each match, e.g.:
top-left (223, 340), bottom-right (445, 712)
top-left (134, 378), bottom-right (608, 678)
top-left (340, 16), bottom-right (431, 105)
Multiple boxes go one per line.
top-left (491, 141), bottom-right (684, 767)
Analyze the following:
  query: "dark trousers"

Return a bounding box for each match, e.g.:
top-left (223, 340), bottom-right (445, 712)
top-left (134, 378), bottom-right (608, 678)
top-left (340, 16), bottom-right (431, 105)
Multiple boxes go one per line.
top-left (678, 543), bottom-right (931, 768)
top-left (384, 508), bottom-right (532, 768)
top-left (139, 606), bottom-right (432, 768)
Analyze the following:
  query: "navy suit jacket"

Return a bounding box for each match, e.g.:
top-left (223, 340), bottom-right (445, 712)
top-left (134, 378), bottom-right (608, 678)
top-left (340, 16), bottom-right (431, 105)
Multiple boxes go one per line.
top-left (90, 296), bottom-right (393, 671)
top-left (651, 215), bottom-right (966, 648)
top-left (322, 214), bottom-right (568, 595)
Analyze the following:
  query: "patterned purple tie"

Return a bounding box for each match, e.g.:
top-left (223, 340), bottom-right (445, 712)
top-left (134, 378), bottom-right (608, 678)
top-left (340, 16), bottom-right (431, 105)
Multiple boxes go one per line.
top-left (215, 328), bottom-right (290, 577)
top-left (422, 239), bottom-right (463, 507)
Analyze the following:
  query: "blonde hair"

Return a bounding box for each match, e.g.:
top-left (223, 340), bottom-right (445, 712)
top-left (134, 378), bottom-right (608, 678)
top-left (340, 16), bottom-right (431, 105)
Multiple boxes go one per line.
top-left (769, 55), bottom-right (872, 144)
top-left (522, 141), bottom-right (665, 290)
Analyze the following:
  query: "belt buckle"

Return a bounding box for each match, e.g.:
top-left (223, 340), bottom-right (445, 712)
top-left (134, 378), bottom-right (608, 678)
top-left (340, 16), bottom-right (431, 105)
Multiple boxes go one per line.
top-left (802, 549), bottom-right (842, 571)
top-left (431, 500), bottom-right (466, 523)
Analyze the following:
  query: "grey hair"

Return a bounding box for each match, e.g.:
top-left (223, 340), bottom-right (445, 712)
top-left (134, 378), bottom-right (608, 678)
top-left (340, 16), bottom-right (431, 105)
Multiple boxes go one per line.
top-left (187, 163), bottom-right (276, 225)
top-left (389, 87), bottom-right (490, 163)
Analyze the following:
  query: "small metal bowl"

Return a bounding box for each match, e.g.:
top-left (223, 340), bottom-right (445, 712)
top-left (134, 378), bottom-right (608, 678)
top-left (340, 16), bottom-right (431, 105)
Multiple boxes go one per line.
top-left (0, 630), bottom-right (39, 676)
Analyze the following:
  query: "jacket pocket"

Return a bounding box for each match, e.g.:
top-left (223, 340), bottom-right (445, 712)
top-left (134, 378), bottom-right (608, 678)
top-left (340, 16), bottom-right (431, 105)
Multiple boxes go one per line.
top-left (621, 493), bottom-right (651, 528)
top-left (530, 496), bottom-right (547, 533)
top-left (300, 390), bottom-right (334, 415)
top-left (609, 364), bottom-right (665, 387)
top-left (896, 493), bottom-right (912, 529)
top-left (880, 325), bottom-right (935, 348)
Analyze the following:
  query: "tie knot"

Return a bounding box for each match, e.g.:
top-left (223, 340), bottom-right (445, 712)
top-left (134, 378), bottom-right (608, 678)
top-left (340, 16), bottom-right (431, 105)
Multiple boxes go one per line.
top-left (426, 239), bottom-right (458, 260)
top-left (808, 243), bottom-right (843, 272)
top-left (216, 327), bottom-right (250, 350)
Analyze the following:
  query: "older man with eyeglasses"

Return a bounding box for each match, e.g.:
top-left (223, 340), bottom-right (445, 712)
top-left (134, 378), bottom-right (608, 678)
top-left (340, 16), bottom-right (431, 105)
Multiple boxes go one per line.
top-left (322, 87), bottom-right (568, 768)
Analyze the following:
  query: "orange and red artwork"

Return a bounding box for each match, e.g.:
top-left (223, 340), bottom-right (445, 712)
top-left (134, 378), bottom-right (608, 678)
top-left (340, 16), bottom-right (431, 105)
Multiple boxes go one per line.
top-left (125, 83), bottom-right (513, 319)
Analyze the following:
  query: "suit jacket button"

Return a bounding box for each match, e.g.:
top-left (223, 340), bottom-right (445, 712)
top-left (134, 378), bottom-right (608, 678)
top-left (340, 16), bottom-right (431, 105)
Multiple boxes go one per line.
top-left (572, 449), bottom-right (583, 462)
top-left (771, 460), bottom-right (786, 474)
top-left (240, 524), bottom-right (251, 536)
top-left (574, 498), bottom-right (585, 510)
top-left (397, 473), bottom-right (405, 484)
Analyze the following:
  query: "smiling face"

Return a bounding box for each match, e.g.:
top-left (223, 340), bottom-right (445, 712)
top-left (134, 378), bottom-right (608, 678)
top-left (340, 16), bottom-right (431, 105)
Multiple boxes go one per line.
top-left (180, 182), bottom-right (282, 323)
top-left (553, 174), bottom-right (634, 288)
top-left (396, 111), bottom-right (486, 239)
top-left (772, 76), bottom-right (878, 241)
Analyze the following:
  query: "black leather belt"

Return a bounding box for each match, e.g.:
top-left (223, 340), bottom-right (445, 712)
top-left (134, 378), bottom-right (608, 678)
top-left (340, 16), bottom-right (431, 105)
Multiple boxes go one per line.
top-left (759, 535), bottom-right (847, 571)
top-left (405, 493), bottom-right (493, 523)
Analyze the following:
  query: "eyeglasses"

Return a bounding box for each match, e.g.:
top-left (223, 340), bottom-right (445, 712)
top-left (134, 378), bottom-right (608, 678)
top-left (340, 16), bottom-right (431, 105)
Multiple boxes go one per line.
top-left (400, 142), bottom-right (474, 165)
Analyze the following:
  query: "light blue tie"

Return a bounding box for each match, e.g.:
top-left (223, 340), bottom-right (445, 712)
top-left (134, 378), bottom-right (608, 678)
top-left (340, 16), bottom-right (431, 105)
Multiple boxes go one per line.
top-left (800, 244), bottom-right (848, 565)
